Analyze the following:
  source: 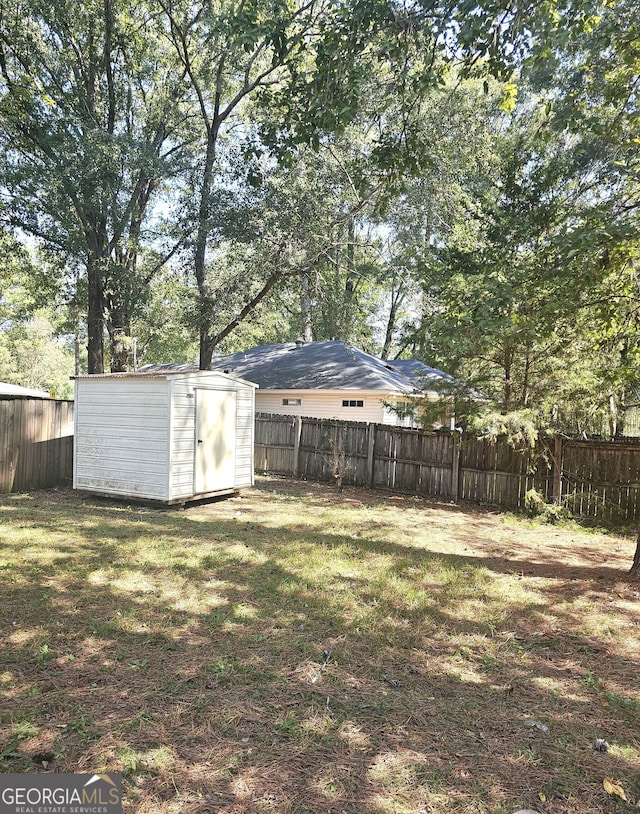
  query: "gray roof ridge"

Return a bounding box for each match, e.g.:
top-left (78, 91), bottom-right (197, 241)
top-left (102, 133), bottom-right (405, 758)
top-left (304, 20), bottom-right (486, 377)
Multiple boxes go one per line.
top-left (140, 342), bottom-right (455, 393)
top-left (207, 339), bottom-right (416, 391)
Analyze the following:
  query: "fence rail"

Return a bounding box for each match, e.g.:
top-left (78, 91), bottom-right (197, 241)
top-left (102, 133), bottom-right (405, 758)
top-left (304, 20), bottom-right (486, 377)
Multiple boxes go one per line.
top-left (255, 413), bottom-right (640, 523)
top-left (0, 398), bottom-right (74, 493)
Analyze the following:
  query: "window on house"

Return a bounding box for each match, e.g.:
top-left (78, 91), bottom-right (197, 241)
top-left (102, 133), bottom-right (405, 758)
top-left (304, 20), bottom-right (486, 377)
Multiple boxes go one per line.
top-left (283, 398), bottom-right (301, 406)
top-left (342, 399), bottom-right (364, 408)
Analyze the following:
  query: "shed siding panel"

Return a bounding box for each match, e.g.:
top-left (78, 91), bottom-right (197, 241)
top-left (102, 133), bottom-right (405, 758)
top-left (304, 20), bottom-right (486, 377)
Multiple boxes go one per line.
top-left (74, 379), bottom-right (170, 501)
top-left (168, 384), bottom-right (197, 501)
top-left (234, 389), bottom-right (255, 487)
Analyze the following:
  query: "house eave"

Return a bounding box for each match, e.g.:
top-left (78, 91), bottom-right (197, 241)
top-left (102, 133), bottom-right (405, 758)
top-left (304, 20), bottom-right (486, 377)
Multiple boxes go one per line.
top-left (256, 388), bottom-right (438, 399)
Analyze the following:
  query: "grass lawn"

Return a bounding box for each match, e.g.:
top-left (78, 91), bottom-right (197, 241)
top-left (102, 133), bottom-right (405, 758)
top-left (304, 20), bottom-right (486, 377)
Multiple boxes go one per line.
top-left (1, 476), bottom-right (639, 813)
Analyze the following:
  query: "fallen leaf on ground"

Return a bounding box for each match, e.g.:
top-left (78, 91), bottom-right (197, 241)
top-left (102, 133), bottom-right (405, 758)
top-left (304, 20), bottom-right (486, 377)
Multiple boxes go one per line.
top-left (603, 778), bottom-right (627, 801)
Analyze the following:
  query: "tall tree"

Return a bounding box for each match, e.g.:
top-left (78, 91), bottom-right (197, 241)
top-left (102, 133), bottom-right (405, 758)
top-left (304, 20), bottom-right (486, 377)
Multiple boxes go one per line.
top-left (0, 0), bottom-right (186, 372)
top-left (158, 0), bottom-right (547, 368)
top-left (157, 0), bottom-right (393, 367)
top-left (395, 75), bottom-right (638, 429)
top-left (177, 138), bottom-right (382, 354)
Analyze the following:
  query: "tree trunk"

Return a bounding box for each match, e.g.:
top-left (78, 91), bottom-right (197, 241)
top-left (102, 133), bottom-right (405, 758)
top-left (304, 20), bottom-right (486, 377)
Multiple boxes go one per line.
top-left (110, 335), bottom-right (129, 372)
top-left (614, 390), bottom-right (626, 437)
top-left (195, 134), bottom-right (217, 370)
top-left (200, 327), bottom-right (214, 371)
top-left (521, 347), bottom-right (531, 407)
top-left (300, 273), bottom-right (314, 342)
top-left (382, 281), bottom-right (405, 359)
top-left (503, 347), bottom-right (513, 412)
top-left (107, 305), bottom-right (132, 372)
top-left (630, 528), bottom-right (640, 579)
top-left (86, 256), bottom-right (105, 374)
top-left (609, 393), bottom-right (617, 438)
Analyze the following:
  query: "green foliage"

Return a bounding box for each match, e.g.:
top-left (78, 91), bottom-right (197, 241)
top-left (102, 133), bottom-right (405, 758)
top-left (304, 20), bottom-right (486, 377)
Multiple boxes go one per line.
top-left (470, 409), bottom-right (539, 449)
top-left (157, 0), bottom-right (563, 366)
top-left (397, 70), bottom-right (640, 435)
top-left (132, 266), bottom-right (198, 366)
top-left (524, 489), bottom-right (569, 524)
top-left (0, 232), bottom-right (75, 395)
top-left (0, 232), bottom-right (43, 323)
top-left (0, 312), bottom-right (75, 398)
top-left (524, 488), bottom-right (546, 516)
top-left (0, 0), bottom-right (190, 370)
top-left (0, 0), bottom-right (637, 399)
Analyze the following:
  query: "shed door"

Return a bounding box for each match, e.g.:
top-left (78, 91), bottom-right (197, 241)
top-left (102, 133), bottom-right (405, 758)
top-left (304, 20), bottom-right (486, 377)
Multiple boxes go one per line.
top-left (195, 389), bottom-right (237, 493)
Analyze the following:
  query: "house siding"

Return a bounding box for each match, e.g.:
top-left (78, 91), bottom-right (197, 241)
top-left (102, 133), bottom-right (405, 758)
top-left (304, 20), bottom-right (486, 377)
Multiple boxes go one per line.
top-left (256, 390), bottom-right (384, 423)
top-left (256, 391), bottom-right (388, 424)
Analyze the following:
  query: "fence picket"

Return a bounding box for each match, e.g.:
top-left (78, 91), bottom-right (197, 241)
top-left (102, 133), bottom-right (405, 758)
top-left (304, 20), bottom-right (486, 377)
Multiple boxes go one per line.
top-left (0, 399), bottom-right (74, 493)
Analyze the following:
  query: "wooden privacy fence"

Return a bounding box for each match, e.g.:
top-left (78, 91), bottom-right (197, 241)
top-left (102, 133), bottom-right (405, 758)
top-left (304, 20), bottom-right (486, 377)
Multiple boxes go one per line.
top-left (3, 402), bottom-right (640, 522)
top-left (255, 413), bottom-right (640, 522)
top-left (0, 398), bottom-right (74, 493)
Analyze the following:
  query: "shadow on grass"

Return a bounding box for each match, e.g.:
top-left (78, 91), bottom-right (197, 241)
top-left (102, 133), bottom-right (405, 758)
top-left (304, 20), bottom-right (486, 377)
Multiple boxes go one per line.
top-left (0, 483), bottom-right (639, 814)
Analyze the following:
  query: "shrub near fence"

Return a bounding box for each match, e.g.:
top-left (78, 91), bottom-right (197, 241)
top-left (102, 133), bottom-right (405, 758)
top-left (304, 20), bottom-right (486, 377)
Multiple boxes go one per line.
top-left (255, 413), bottom-right (640, 523)
top-left (0, 398), bottom-right (74, 493)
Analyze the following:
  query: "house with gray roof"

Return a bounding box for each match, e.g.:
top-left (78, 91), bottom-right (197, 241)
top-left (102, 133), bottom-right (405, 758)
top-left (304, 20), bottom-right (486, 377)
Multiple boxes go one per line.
top-left (207, 341), bottom-right (452, 427)
top-left (144, 340), bottom-right (454, 426)
top-left (384, 359), bottom-right (455, 389)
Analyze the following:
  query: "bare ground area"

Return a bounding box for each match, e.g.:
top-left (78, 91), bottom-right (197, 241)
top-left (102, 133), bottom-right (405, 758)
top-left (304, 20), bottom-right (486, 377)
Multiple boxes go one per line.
top-left (1, 476), bottom-right (639, 813)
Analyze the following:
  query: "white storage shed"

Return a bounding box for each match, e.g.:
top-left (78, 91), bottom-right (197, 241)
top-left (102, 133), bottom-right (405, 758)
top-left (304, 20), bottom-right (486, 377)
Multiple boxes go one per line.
top-left (73, 370), bottom-right (257, 504)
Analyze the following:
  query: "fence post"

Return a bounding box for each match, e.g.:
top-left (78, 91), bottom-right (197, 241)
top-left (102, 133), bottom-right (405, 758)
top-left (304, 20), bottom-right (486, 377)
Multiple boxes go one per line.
top-left (552, 435), bottom-right (563, 504)
top-left (366, 423), bottom-right (376, 488)
top-left (292, 415), bottom-right (302, 477)
top-left (451, 431), bottom-right (461, 501)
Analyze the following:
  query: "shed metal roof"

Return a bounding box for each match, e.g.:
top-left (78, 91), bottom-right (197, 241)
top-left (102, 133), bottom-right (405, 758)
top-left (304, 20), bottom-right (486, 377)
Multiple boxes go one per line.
top-left (74, 369), bottom-right (257, 387)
